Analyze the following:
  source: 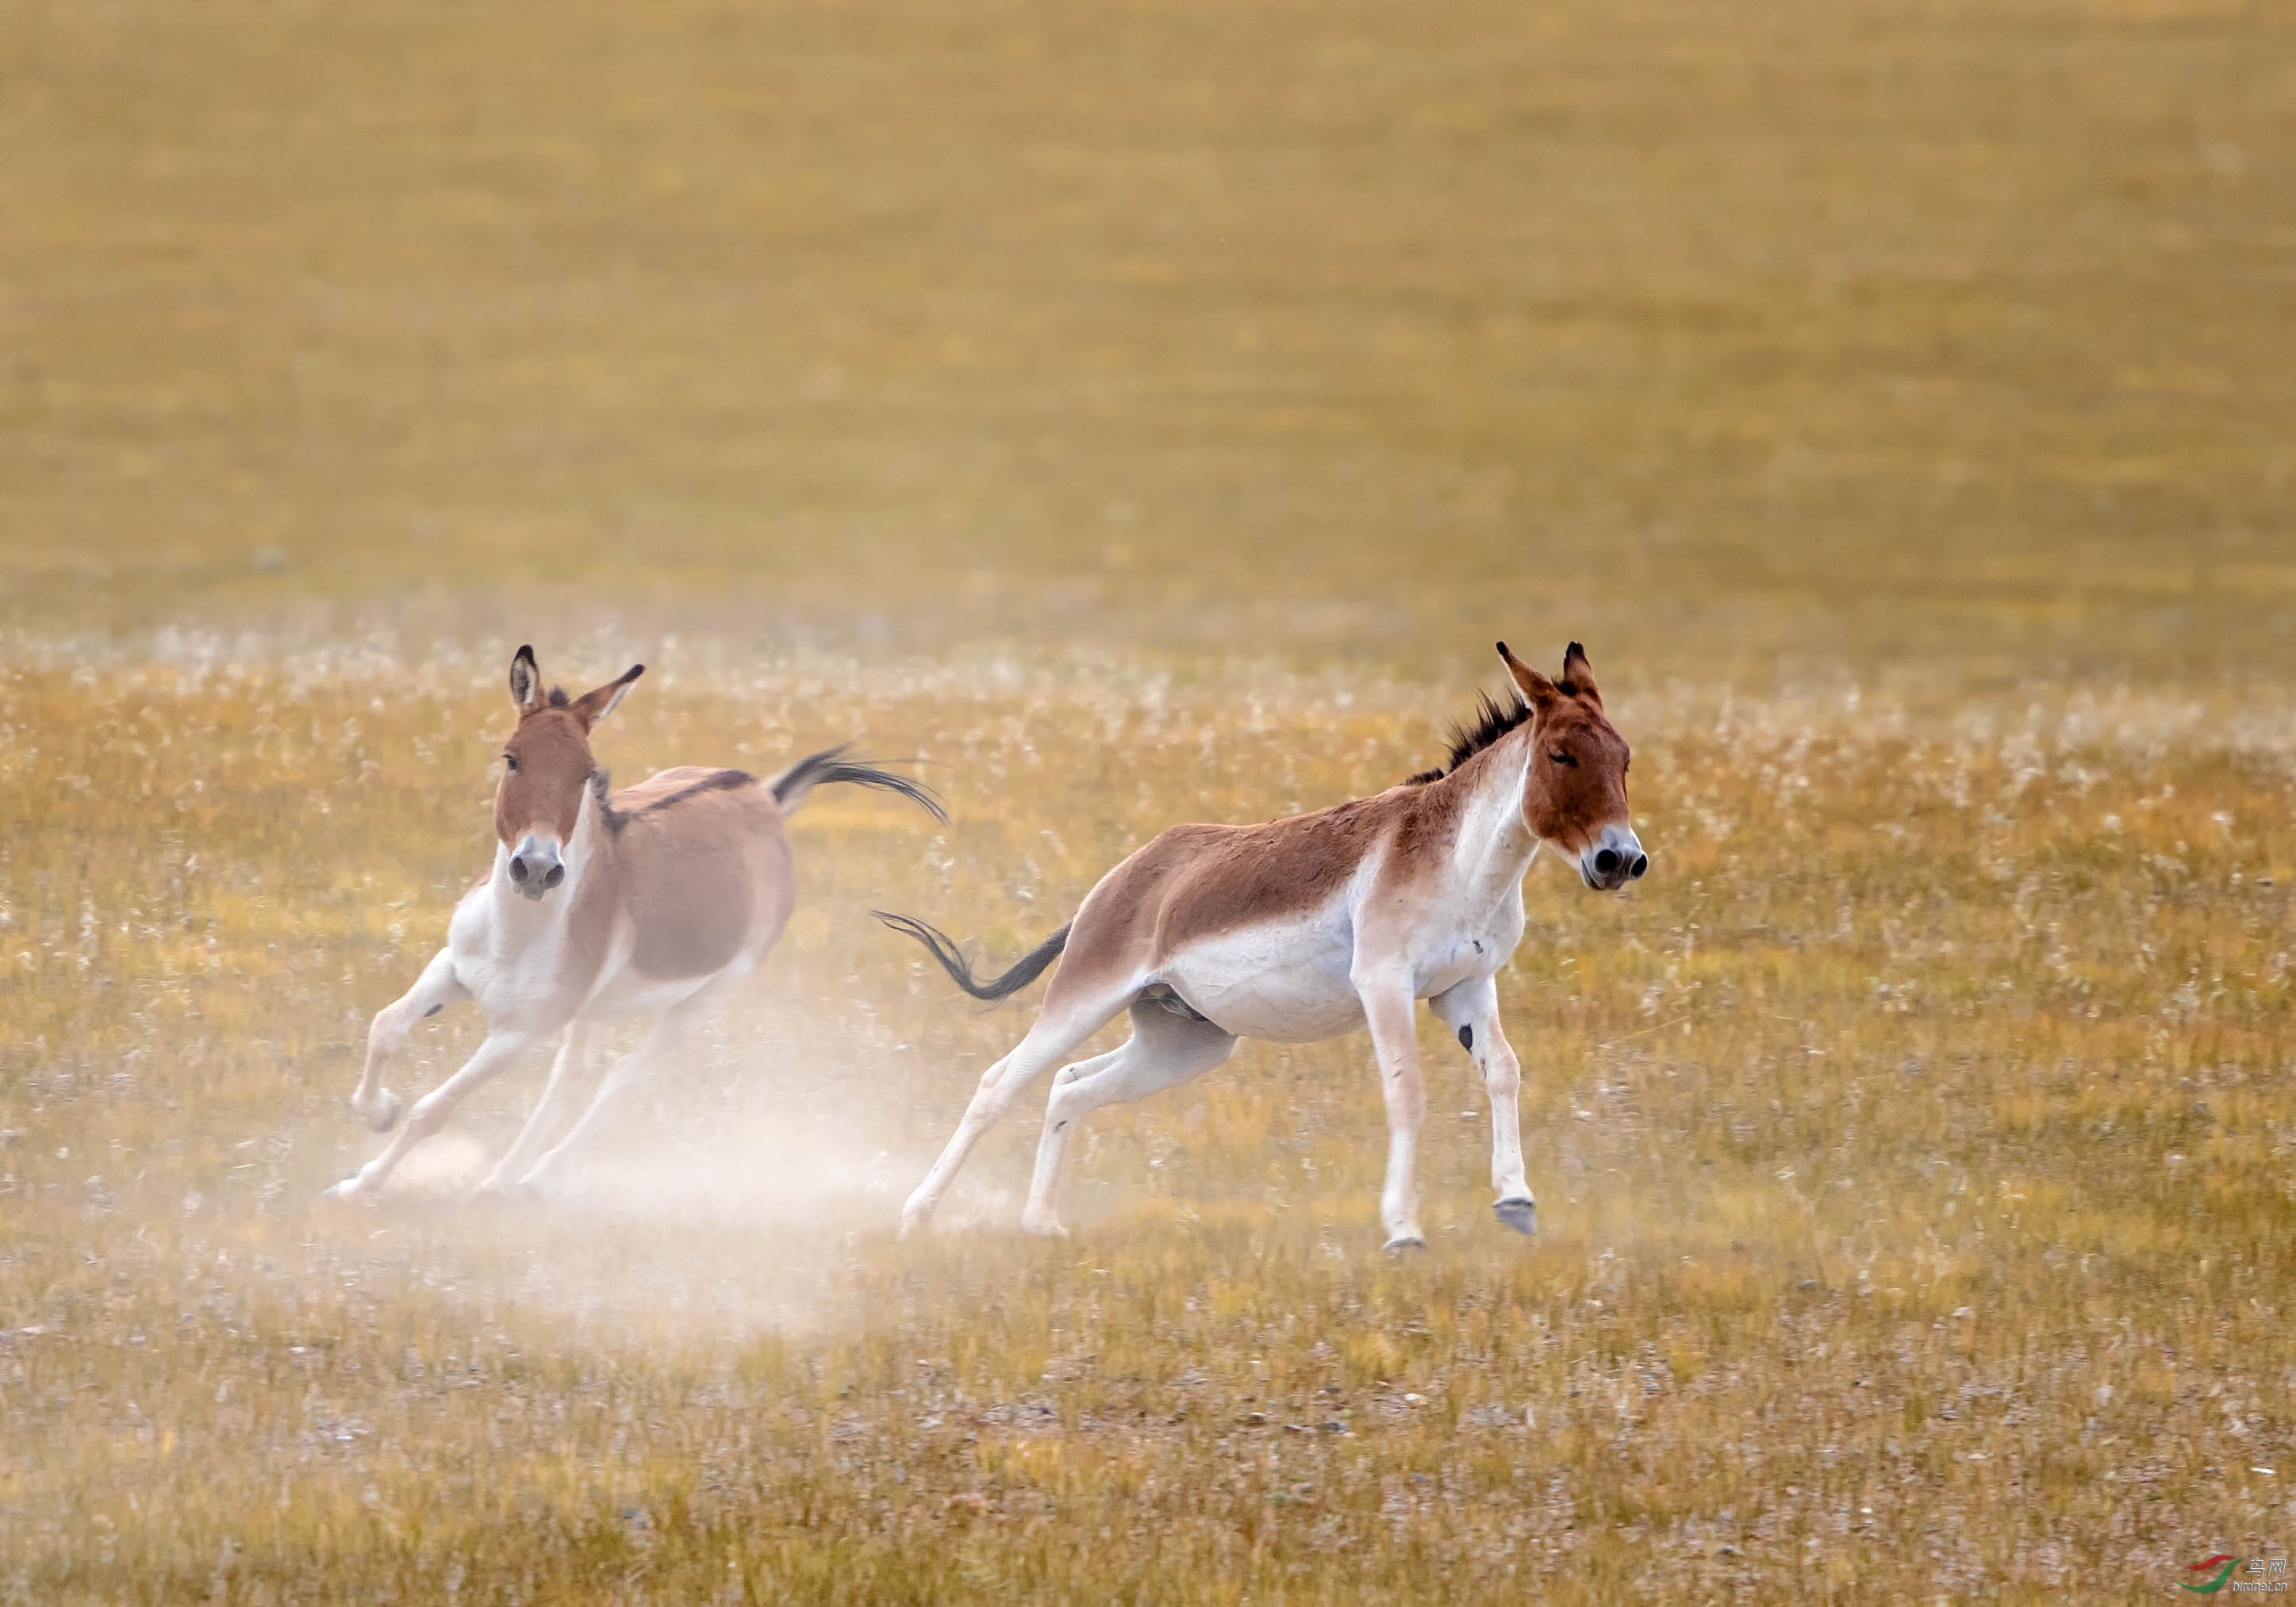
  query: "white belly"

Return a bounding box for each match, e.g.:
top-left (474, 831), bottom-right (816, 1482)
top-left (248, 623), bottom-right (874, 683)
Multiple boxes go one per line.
top-left (1160, 907), bottom-right (1365, 1043)
top-left (581, 965), bottom-right (724, 1021)
top-left (1154, 887), bottom-right (1530, 1045)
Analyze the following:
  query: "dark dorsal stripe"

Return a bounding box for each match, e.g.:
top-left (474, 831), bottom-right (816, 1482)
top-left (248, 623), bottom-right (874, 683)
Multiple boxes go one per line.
top-left (1405, 691), bottom-right (1533, 785)
top-left (590, 768), bottom-right (754, 833)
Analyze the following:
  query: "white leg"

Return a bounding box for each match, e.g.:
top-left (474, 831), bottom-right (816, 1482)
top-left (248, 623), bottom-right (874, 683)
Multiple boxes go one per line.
top-left (1356, 974), bottom-right (1426, 1250)
top-left (350, 948), bottom-right (466, 1133)
top-left (900, 991), bottom-right (1130, 1236)
top-left (1432, 976), bottom-right (1535, 1233)
top-left (325, 1028), bottom-right (536, 1201)
top-left (516, 993), bottom-right (712, 1192)
top-left (477, 1021), bottom-right (600, 1196)
top-left (1019, 1001), bottom-right (1236, 1236)
top-left (1013, 1045), bottom-right (1126, 1233)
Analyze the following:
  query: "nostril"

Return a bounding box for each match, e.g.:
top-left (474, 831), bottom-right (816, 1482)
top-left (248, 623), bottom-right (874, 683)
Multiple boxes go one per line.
top-left (1630, 854), bottom-right (1649, 880)
top-left (508, 856), bottom-right (528, 883)
top-left (541, 864), bottom-right (565, 890)
top-left (1594, 849), bottom-right (1618, 875)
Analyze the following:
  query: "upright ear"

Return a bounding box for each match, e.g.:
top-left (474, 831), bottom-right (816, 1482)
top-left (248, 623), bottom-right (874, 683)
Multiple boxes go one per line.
top-left (509, 645), bottom-right (543, 714)
top-left (1560, 641), bottom-right (1602, 709)
top-left (1496, 641), bottom-right (1561, 711)
top-left (568, 663), bottom-right (644, 730)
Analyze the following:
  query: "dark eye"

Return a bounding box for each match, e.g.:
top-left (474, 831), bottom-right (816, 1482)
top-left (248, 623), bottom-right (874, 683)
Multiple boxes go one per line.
top-left (504, 754), bottom-right (519, 772)
top-left (1548, 749), bottom-right (1576, 767)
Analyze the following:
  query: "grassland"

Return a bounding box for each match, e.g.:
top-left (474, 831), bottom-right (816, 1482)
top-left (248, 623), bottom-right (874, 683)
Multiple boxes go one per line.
top-left (5, 0), bottom-right (2296, 1600)
top-left (6, 654), bottom-right (2296, 1602)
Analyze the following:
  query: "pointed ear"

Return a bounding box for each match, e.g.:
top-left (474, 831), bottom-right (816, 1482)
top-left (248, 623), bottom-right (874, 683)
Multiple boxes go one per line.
top-left (1496, 641), bottom-right (1560, 711)
top-left (1560, 641), bottom-right (1602, 709)
top-left (568, 663), bottom-right (644, 730)
top-left (509, 645), bottom-right (543, 713)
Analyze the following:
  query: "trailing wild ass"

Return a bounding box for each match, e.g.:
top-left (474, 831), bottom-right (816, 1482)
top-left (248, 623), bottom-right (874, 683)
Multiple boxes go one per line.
top-left (326, 646), bottom-right (942, 1202)
top-left (880, 642), bottom-right (1645, 1249)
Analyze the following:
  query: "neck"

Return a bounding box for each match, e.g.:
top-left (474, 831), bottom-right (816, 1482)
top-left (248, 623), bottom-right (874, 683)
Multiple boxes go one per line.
top-left (1447, 728), bottom-right (1542, 890)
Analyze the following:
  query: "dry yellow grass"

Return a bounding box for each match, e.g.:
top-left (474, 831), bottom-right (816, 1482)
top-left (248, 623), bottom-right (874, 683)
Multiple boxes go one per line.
top-left (4, 0), bottom-right (2295, 1600)
top-left (6, 653), bottom-right (2294, 1600)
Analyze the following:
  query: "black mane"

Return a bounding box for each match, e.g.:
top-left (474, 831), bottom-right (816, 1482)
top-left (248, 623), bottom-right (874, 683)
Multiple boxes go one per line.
top-left (1405, 691), bottom-right (1533, 784)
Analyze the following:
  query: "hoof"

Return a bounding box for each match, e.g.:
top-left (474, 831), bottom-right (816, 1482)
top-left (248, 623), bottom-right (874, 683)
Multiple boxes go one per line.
top-left (1493, 1197), bottom-right (1538, 1236)
top-left (1019, 1214), bottom-right (1069, 1239)
top-left (469, 1177), bottom-right (528, 1206)
top-left (898, 1199), bottom-right (934, 1239)
top-left (359, 1091), bottom-right (401, 1134)
top-left (321, 1176), bottom-right (366, 1203)
top-left (1383, 1234), bottom-right (1427, 1255)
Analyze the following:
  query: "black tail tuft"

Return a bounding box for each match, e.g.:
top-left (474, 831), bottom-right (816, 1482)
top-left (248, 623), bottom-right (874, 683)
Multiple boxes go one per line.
top-left (873, 912), bottom-right (1070, 1002)
top-left (770, 746), bottom-right (947, 824)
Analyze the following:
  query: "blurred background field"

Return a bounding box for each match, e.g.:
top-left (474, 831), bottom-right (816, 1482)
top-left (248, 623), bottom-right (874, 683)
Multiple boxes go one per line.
top-left (6, 0), bottom-right (2294, 682)
top-left (3, 0), bottom-right (2295, 1600)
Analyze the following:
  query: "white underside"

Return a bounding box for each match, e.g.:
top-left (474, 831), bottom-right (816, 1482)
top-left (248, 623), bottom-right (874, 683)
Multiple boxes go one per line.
top-left (1157, 859), bottom-right (1534, 1045)
top-left (1161, 904), bottom-right (1361, 1041)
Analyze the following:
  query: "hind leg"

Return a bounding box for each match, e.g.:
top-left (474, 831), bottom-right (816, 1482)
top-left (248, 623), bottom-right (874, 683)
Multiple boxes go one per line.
top-left (349, 948), bottom-right (468, 1133)
top-left (900, 984), bottom-right (1135, 1236)
top-left (517, 986), bottom-right (721, 1194)
top-left (1020, 1000), bottom-right (1236, 1237)
top-left (475, 1020), bottom-right (601, 1197)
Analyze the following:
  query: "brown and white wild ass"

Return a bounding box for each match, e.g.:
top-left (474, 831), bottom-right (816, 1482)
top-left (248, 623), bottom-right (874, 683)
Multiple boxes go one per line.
top-left (880, 642), bottom-right (1645, 1249)
top-left (326, 646), bottom-right (942, 1202)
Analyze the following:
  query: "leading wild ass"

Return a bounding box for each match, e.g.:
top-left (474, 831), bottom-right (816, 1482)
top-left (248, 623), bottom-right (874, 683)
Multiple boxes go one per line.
top-left (326, 646), bottom-right (942, 1202)
top-left (880, 642), bottom-right (1645, 1248)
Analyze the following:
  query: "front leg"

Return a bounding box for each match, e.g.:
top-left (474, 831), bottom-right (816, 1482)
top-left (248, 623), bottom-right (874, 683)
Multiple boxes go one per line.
top-left (1355, 969), bottom-right (1427, 1251)
top-left (1430, 976), bottom-right (1535, 1235)
top-left (350, 948), bottom-right (467, 1133)
top-left (325, 1027), bottom-right (536, 1202)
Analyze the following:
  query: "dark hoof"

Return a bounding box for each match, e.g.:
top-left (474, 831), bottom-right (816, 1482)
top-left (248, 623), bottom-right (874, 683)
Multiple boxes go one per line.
top-left (1493, 1197), bottom-right (1538, 1236)
top-left (1383, 1235), bottom-right (1427, 1255)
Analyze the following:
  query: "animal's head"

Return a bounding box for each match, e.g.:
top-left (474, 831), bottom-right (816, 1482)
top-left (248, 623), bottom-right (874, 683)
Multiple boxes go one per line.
top-left (495, 646), bottom-right (643, 901)
top-left (1498, 641), bottom-right (1646, 892)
